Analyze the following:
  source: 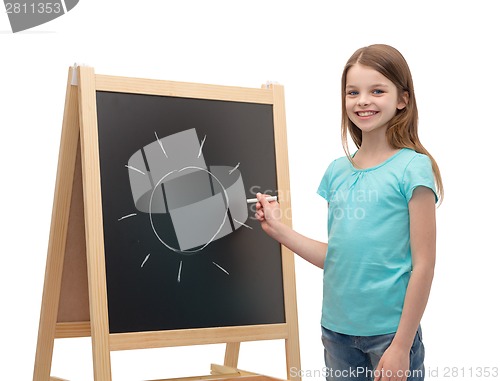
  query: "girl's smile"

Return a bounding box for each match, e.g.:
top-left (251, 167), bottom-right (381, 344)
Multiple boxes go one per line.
top-left (355, 110), bottom-right (378, 118)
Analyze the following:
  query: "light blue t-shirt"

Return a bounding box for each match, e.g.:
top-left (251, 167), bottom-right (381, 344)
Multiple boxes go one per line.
top-left (317, 148), bottom-right (437, 336)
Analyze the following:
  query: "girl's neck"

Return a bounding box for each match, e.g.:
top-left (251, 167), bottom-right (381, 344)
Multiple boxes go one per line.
top-left (358, 127), bottom-right (394, 152)
top-left (353, 130), bottom-right (399, 169)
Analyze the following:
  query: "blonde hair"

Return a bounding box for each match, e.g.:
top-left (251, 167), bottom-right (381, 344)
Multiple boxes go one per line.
top-left (341, 44), bottom-right (443, 203)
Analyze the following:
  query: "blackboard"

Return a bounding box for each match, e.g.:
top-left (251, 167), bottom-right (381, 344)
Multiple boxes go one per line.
top-left (34, 68), bottom-right (300, 380)
top-left (96, 91), bottom-right (286, 333)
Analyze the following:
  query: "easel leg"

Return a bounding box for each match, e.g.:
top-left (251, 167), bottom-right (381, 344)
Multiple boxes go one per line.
top-left (77, 66), bottom-right (112, 381)
top-left (224, 342), bottom-right (241, 368)
top-left (285, 335), bottom-right (301, 381)
top-left (33, 69), bottom-right (81, 381)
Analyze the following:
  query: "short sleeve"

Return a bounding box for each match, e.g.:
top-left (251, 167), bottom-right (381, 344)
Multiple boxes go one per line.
top-left (402, 154), bottom-right (438, 203)
top-left (317, 160), bottom-right (336, 201)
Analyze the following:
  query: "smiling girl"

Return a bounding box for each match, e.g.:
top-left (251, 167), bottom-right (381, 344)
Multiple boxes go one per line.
top-left (255, 44), bottom-right (443, 381)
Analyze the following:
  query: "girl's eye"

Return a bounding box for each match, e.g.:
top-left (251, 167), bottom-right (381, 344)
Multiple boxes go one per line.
top-left (372, 89), bottom-right (384, 95)
top-left (346, 90), bottom-right (358, 96)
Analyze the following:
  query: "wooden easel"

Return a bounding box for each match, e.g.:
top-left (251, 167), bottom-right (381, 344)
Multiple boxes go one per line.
top-left (33, 66), bottom-right (301, 381)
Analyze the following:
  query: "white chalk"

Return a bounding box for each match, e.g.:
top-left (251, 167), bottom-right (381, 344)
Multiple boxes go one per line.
top-left (246, 195), bottom-right (277, 204)
top-left (177, 261), bottom-right (183, 283)
top-left (118, 213), bottom-right (137, 221)
top-left (212, 261), bottom-right (230, 275)
top-left (141, 253), bottom-right (150, 268)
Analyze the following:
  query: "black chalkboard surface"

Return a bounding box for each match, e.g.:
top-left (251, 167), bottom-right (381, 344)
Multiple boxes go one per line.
top-left (96, 91), bottom-right (285, 334)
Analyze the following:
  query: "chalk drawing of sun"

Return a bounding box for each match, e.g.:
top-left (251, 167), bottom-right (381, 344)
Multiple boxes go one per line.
top-left (118, 128), bottom-right (251, 282)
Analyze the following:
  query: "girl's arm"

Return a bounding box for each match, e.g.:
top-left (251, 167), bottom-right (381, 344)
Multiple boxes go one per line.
top-left (375, 186), bottom-right (437, 380)
top-left (254, 193), bottom-right (327, 269)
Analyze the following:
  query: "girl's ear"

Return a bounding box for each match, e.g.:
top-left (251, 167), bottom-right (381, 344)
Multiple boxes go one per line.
top-left (397, 91), bottom-right (409, 110)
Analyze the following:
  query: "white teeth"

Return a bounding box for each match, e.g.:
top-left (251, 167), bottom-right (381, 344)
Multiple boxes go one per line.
top-left (358, 111), bottom-right (376, 117)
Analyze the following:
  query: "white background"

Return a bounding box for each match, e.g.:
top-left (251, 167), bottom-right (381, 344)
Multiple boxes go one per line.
top-left (1, 1), bottom-right (499, 380)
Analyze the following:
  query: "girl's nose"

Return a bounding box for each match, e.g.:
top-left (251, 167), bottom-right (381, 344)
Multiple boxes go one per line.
top-left (357, 93), bottom-right (370, 107)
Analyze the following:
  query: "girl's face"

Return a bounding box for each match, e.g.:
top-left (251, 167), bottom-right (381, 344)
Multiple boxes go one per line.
top-left (345, 63), bottom-right (407, 135)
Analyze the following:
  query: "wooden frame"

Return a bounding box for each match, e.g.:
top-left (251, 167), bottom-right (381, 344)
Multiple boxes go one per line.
top-left (33, 66), bottom-right (301, 381)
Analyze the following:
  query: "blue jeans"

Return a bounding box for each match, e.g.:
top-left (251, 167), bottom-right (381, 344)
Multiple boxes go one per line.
top-left (321, 326), bottom-right (425, 381)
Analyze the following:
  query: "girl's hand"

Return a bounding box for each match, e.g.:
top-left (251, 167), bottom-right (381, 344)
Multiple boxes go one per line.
top-left (254, 192), bottom-right (283, 238)
top-left (374, 344), bottom-right (410, 381)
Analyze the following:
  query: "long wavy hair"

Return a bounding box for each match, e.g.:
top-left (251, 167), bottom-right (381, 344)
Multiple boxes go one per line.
top-left (341, 44), bottom-right (443, 203)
